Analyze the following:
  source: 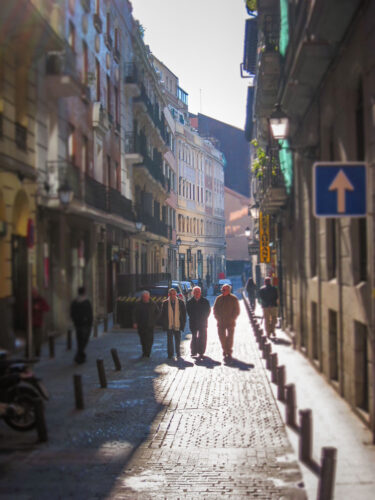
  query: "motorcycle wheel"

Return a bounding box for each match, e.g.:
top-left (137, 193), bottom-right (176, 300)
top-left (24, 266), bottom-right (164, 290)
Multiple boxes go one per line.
top-left (4, 386), bottom-right (40, 431)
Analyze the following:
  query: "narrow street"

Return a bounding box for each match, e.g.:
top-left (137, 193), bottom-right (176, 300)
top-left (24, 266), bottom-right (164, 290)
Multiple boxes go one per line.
top-left (0, 291), bottom-right (306, 499)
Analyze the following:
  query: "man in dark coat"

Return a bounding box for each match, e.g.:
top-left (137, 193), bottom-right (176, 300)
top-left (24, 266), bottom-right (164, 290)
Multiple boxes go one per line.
top-left (213, 284), bottom-right (240, 361)
top-left (133, 290), bottom-right (160, 358)
top-left (246, 277), bottom-right (257, 309)
top-left (160, 288), bottom-right (186, 359)
top-left (258, 277), bottom-right (278, 337)
top-left (186, 286), bottom-right (210, 359)
top-left (70, 286), bottom-right (93, 364)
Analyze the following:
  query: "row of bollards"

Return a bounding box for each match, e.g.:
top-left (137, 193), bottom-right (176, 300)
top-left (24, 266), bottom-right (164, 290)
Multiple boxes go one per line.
top-left (243, 293), bottom-right (337, 500)
top-left (72, 348), bottom-right (123, 411)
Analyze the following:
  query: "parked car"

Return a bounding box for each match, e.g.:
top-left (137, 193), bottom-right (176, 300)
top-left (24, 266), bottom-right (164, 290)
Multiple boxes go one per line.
top-left (180, 281), bottom-right (193, 300)
top-left (213, 278), bottom-right (233, 295)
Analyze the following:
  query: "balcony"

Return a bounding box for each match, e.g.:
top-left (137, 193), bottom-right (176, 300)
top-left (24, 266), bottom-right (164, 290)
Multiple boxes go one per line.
top-left (80, 0), bottom-right (90, 13)
top-left (135, 153), bottom-right (167, 189)
top-left (108, 188), bottom-right (134, 221)
top-left (45, 48), bottom-right (83, 98)
top-left (0, 0), bottom-right (64, 59)
top-left (123, 62), bottom-right (141, 97)
top-left (259, 165), bottom-right (288, 214)
top-left (46, 160), bottom-right (82, 201)
top-left (104, 34), bottom-right (113, 51)
top-left (15, 123), bottom-right (27, 151)
top-left (134, 84), bottom-right (168, 144)
top-left (93, 13), bottom-right (103, 33)
top-left (125, 133), bottom-right (143, 164)
top-left (84, 174), bottom-right (107, 211)
top-left (92, 102), bottom-right (109, 134)
top-left (135, 208), bottom-right (169, 238)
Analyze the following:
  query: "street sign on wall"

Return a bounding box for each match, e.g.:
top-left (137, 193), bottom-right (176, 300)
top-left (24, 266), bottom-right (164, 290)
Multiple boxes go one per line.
top-left (313, 162), bottom-right (367, 217)
top-left (259, 212), bottom-right (270, 263)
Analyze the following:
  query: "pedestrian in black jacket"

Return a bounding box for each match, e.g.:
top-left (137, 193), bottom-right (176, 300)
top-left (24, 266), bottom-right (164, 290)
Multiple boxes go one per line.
top-left (258, 277), bottom-right (278, 337)
top-left (246, 277), bottom-right (257, 310)
top-left (160, 288), bottom-right (186, 359)
top-left (70, 287), bottom-right (93, 364)
top-left (186, 286), bottom-right (211, 358)
top-left (133, 291), bottom-right (160, 358)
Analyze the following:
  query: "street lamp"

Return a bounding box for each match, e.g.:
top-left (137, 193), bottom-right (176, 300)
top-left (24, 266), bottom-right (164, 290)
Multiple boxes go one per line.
top-left (194, 238), bottom-right (199, 247)
top-left (269, 105), bottom-right (289, 140)
top-left (249, 202), bottom-right (260, 219)
top-left (245, 227), bottom-right (251, 238)
top-left (176, 237), bottom-right (182, 248)
top-left (58, 183), bottom-right (73, 206)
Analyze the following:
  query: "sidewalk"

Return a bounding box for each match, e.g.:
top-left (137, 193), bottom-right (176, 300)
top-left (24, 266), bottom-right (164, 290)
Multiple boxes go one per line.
top-left (0, 297), bottom-right (306, 499)
top-left (248, 298), bottom-right (375, 500)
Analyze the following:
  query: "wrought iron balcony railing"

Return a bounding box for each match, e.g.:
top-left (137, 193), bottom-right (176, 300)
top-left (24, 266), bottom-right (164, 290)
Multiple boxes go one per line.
top-left (84, 174), bottom-right (107, 211)
top-left (108, 187), bottom-right (134, 221)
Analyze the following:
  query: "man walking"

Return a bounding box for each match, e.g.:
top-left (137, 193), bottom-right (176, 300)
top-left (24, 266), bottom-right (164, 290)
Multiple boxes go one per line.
top-left (160, 288), bottom-right (186, 359)
top-left (70, 286), bottom-right (93, 364)
top-left (186, 286), bottom-right (210, 359)
top-left (258, 277), bottom-right (278, 337)
top-left (213, 284), bottom-right (240, 361)
top-left (133, 290), bottom-right (160, 358)
top-left (246, 277), bottom-right (257, 310)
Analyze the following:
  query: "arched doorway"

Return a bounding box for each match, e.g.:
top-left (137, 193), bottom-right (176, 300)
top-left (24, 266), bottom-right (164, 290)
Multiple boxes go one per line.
top-left (12, 190), bottom-right (30, 333)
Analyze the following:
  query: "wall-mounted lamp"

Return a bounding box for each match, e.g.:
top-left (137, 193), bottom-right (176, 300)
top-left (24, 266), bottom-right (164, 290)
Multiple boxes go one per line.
top-left (249, 202), bottom-right (260, 219)
top-left (269, 105), bottom-right (289, 140)
top-left (245, 227), bottom-right (251, 238)
top-left (193, 238), bottom-right (199, 247)
top-left (58, 183), bottom-right (73, 206)
top-left (176, 237), bottom-right (182, 248)
top-left (135, 221), bottom-right (143, 231)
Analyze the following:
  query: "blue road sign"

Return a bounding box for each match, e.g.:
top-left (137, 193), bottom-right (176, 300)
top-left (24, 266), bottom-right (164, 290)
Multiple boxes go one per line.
top-left (313, 162), bottom-right (367, 217)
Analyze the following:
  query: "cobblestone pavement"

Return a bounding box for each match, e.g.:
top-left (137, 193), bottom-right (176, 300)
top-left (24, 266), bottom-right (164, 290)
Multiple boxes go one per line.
top-left (0, 296), bottom-right (306, 499)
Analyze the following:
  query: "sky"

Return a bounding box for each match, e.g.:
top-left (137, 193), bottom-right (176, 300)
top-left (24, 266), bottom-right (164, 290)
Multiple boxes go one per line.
top-left (130, 0), bottom-right (250, 130)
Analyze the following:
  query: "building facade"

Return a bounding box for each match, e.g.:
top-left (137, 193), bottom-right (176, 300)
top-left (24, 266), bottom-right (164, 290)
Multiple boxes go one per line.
top-left (248, 0), bottom-right (375, 433)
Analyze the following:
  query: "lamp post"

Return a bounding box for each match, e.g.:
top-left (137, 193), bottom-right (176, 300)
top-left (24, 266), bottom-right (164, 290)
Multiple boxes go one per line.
top-left (58, 183), bottom-right (74, 207)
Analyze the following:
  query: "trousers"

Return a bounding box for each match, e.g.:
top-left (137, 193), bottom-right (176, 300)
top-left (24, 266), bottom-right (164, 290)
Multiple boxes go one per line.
top-left (167, 329), bottom-right (181, 358)
top-left (138, 327), bottom-right (154, 357)
top-left (263, 307), bottom-right (277, 336)
top-left (190, 326), bottom-right (207, 356)
top-left (217, 325), bottom-right (235, 356)
top-left (74, 324), bottom-right (91, 363)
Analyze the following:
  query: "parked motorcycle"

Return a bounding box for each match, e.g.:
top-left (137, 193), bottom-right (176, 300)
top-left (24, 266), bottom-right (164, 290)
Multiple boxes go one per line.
top-left (0, 354), bottom-right (49, 431)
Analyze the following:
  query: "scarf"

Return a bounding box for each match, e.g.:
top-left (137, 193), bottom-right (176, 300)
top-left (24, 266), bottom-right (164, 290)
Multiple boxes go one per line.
top-left (168, 299), bottom-right (180, 331)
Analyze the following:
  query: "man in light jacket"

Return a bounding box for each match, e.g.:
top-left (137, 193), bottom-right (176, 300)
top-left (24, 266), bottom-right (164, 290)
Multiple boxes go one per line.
top-left (160, 288), bottom-right (186, 359)
top-left (213, 284), bottom-right (240, 361)
top-left (186, 286), bottom-right (210, 359)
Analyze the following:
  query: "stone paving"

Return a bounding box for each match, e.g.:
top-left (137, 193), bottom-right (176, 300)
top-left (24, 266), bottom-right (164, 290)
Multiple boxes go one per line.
top-left (0, 297), bottom-right (306, 499)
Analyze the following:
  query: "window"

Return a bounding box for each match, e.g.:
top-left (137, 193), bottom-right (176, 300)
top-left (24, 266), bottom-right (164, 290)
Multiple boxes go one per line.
top-left (95, 0), bottom-right (100, 14)
top-left (328, 309), bottom-right (338, 381)
top-left (354, 321), bottom-right (369, 411)
top-left (68, 21), bottom-right (75, 51)
top-left (95, 59), bottom-right (100, 101)
top-left (68, 124), bottom-right (76, 164)
top-left (114, 86), bottom-right (119, 124)
top-left (82, 135), bottom-right (89, 173)
top-left (106, 75), bottom-right (111, 115)
top-left (82, 41), bottom-right (88, 85)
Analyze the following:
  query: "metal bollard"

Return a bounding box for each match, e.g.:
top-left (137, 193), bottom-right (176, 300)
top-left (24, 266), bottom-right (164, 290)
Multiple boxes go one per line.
top-left (299, 409), bottom-right (313, 462)
top-left (277, 365), bottom-right (286, 401)
top-left (110, 348), bottom-right (122, 371)
top-left (270, 352), bottom-right (278, 383)
top-left (265, 343), bottom-right (273, 368)
top-left (34, 398), bottom-right (48, 442)
top-left (67, 328), bottom-right (72, 350)
top-left (317, 447), bottom-right (337, 500)
top-left (74, 374), bottom-right (84, 410)
top-left (285, 383), bottom-right (297, 427)
top-left (96, 358), bottom-right (107, 388)
top-left (48, 335), bottom-right (55, 358)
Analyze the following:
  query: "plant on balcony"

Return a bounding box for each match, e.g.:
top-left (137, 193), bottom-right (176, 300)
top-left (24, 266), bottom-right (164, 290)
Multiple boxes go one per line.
top-left (245, 0), bottom-right (257, 15)
top-left (250, 139), bottom-right (277, 178)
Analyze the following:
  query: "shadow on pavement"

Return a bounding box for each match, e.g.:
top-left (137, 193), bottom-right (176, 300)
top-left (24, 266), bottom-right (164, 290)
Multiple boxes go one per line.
top-left (194, 355), bottom-right (221, 369)
top-left (271, 337), bottom-right (292, 346)
top-left (224, 357), bottom-right (255, 371)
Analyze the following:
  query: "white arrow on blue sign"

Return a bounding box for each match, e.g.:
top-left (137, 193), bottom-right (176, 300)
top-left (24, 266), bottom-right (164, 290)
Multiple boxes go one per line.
top-left (313, 162), bottom-right (367, 217)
